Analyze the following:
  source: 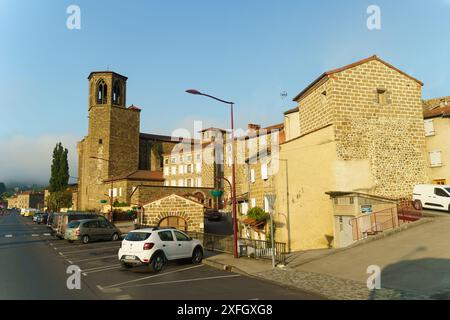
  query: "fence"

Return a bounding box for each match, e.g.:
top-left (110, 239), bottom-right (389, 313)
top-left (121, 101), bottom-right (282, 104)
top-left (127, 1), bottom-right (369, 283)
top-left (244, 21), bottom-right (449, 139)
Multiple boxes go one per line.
top-left (397, 198), bottom-right (423, 222)
top-left (185, 231), bottom-right (287, 265)
top-left (350, 208), bottom-right (398, 241)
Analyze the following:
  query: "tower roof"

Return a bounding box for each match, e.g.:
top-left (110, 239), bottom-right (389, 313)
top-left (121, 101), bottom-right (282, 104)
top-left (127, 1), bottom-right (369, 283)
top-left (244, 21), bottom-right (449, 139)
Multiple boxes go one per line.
top-left (87, 71), bottom-right (128, 81)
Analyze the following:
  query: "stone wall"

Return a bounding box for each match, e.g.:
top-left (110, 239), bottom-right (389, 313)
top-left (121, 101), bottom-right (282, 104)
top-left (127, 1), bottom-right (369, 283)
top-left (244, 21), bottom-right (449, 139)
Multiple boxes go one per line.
top-left (142, 194), bottom-right (204, 232)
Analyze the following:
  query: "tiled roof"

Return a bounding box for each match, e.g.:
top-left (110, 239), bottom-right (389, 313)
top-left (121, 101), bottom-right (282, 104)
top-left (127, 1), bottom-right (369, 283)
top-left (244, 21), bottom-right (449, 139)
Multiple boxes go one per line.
top-left (291, 55), bottom-right (423, 103)
top-left (423, 105), bottom-right (450, 119)
top-left (104, 170), bottom-right (164, 182)
top-left (87, 71), bottom-right (128, 80)
top-left (284, 107), bottom-right (299, 115)
top-left (139, 133), bottom-right (198, 144)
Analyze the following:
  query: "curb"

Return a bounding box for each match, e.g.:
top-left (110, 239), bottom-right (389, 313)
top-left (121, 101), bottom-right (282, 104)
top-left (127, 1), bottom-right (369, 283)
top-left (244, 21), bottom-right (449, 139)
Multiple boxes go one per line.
top-left (202, 258), bottom-right (250, 276)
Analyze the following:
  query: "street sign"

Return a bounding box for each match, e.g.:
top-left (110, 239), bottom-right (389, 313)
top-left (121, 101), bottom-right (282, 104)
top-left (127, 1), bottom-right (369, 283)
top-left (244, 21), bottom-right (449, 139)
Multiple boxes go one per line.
top-left (100, 200), bottom-right (108, 204)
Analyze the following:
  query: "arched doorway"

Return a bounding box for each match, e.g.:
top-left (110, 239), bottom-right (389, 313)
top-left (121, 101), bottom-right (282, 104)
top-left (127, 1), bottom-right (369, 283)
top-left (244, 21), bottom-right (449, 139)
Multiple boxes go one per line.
top-left (158, 216), bottom-right (188, 231)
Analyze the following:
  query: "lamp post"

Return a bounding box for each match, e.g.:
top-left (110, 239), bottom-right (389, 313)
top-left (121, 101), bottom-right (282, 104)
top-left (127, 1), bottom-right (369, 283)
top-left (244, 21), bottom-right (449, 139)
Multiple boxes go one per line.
top-left (90, 156), bottom-right (113, 222)
top-left (186, 89), bottom-right (238, 258)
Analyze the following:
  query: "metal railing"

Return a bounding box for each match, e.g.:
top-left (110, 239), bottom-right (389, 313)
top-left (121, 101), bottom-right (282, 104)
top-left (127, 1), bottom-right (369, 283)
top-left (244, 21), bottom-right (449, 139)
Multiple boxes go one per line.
top-left (350, 208), bottom-right (398, 241)
top-left (186, 231), bottom-right (287, 265)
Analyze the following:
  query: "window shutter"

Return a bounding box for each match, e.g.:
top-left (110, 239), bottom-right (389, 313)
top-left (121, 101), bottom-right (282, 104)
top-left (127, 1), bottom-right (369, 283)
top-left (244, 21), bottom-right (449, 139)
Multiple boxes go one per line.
top-left (241, 202), bottom-right (249, 214)
top-left (429, 151), bottom-right (442, 167)
top-left (251, 198), bottom-right (256, 208)
top-left (250, 169), bottom-right (255, 183)
top-left (164, 167), bottom-right (169, 176)
top-left (172, 167), bottom-right (176, 175)
top-left (264, 196), bottom-right (270, 213)
top-left (424, 119), bottom-right (435, 137)
top-left (197, 177), bottom-right (202, 187)
top-left (261, 164), bottom-right (268, 180)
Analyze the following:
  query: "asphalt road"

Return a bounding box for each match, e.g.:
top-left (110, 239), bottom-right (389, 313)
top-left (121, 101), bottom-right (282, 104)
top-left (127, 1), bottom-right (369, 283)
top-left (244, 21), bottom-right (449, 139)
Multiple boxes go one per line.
top-left (0, 213), bottom-right (321, 300)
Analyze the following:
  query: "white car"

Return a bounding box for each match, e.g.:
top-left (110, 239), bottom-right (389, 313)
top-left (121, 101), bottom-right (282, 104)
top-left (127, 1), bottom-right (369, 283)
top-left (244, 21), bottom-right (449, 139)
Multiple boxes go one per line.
top-left (118, 227), bottom-right (204, 272)
top-left (413, 184), bottom-right (450, 212)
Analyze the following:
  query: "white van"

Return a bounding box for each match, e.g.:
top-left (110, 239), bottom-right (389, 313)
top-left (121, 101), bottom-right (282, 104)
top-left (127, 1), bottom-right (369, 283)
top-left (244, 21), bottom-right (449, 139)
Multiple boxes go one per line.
top-left (413, 184), bottom-right (450, 212)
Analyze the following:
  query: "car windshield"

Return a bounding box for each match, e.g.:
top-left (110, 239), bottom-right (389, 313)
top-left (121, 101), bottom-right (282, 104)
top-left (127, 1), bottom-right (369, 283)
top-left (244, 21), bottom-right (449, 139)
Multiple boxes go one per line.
top-left (125, 232), bottom-right (151, 241)
top-left (446, 188), bottom-right (450, 194)
top-left (67, 221), bottom-right (81, 228)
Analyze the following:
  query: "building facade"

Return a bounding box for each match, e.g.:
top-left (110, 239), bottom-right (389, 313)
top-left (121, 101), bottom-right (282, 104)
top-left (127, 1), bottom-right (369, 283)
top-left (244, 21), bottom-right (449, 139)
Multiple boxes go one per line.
top-left (275, 55), bottom-right (429, 251)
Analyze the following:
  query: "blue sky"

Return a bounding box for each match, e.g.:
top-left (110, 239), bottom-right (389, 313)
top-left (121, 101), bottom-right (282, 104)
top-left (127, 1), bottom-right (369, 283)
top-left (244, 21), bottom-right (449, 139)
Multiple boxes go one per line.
top-left (1, 0), bottom-right (450, 184)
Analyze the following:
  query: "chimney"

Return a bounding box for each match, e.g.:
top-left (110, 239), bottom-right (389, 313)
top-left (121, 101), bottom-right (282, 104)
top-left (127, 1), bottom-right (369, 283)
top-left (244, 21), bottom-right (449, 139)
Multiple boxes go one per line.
top-left (247, 123), bottom-right (261, 131)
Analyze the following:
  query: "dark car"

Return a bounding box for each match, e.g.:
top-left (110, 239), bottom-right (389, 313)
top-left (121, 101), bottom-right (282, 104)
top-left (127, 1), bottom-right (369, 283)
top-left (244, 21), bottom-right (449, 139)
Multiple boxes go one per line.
top-left (36, 213), bottom-right (48, 224)
top-left (206, 211), bottom-right (222, 221)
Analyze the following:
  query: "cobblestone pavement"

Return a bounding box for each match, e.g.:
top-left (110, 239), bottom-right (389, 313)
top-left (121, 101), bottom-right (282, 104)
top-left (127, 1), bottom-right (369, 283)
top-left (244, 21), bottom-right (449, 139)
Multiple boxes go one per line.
top-left (255, 268), bottom-right (431, 300)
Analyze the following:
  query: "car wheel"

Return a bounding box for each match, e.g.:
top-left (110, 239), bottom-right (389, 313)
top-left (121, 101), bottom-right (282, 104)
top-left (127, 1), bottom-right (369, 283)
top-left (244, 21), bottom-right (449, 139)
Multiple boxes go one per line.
top-left (150, 253), bottom-right (165, 273)
top-left (192, 247), bottom-right (203, 264)
top-left (121, 261), bottom-right (133, 269)
top-left (413, 200), bottom-right (423, 211)
top-left (111, 233), bottom-right (119, 241)
top-left (81, 235), bottom-right (90, 244)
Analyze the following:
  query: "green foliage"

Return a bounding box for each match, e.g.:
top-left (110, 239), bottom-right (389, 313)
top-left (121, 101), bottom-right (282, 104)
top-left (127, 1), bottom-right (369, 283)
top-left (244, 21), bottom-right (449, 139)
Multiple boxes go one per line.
top-left (46, 190), bottom-right (73, 212)
top-left (113, 200), bottom-right (130, 208)
top-left (49, 142), bottom-right (69, 193)
top-left (246, 207), bottom-right (269, 221)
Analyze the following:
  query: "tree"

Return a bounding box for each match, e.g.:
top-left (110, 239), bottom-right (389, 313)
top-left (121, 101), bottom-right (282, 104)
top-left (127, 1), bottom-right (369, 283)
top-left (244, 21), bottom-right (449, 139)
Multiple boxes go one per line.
top-left (46, 190), bottom-right (73, 212)
top-left (49, 142), bottom-right (69, 192)
top-left (47, 143), bottom-right (71, 211)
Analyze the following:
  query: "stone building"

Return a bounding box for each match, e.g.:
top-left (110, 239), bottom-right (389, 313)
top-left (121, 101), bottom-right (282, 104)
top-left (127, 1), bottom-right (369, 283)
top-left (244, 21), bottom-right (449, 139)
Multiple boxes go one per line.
top-left (142, 194), bottom-right (204, 232)
top-left (77, 71), bottom-right (213, 220)
top-left (275, 55), bottom-right (428, 251)
top-left (422, 96), bottom-right (450, 185)
top-left (10, 191), bottom-right (44, 210)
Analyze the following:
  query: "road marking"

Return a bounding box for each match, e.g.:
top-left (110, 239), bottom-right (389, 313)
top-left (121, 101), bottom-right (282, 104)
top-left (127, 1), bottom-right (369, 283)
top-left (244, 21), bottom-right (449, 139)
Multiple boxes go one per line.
top-left (4, 235), bottom-right (12, 238)
top-left (67, 260), bottom-right (73, 264)
top-left (97, 285), bottom-right (122, 294)
top-left (43, 233), bottom-right (51, 236)
top-left (70, 255), bottom-right (117, 263)
top-left (115, 294), bottom-right (132, 300)
top-left (81, 263), bottom-right (121, 272)
top-left (119, 274), bottom-right (241, 289)
top-left (102, 264), bottom-right (205, 289)
top-left (31, 234), bottom-right (38, 237)
top-left (82, 265), bottom-right (122, 275)
top-left (60, 245), bottom-right (120, 255)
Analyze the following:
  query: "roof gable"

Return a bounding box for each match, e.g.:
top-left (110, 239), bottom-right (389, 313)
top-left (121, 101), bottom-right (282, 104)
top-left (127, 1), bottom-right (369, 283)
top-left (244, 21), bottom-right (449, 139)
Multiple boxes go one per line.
top-left (142, 193), bottom-right (205, 208)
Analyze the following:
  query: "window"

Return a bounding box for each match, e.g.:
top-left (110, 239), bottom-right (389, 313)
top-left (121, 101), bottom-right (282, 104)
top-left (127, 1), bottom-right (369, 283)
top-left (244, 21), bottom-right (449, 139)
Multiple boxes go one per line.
top-left (434, 188), bottom-right (450, 198)
top-left (165, 159), bottom-right (169, 165)
top-left (187, 155), bottom-right (192, 162)
top-left (96, 80), bottom-right (107, 104)
top-left (98, 220), bottom-right (110, 228)
top-left (433, 179), bottom-right (447, 186)
top-left (171, 157), bottom-right (176, 164)
top-left (186, 179), bottom-right (192, 187)
top-left (171, 167), bottom-right (177, 175)
top-left (261, 164), bottom-right (268, 180)
top-left (424, 119), bottom-right (435, 137)
top-left (196, 153), bottom-right (201, 161)
top-left (179, 165), bottom-right (184, 175)
top-left (158, 231), bottom-right (174, 241)
top-left (264, 196), bottom-right (270, 213)
top-left (196, 163), bottom-right (202, 173)
top-left (187, 164), bottom-right (192, 173)
top-left (98, 139), bottom-right (103, 144)
top-left (251, 198), bottom-right (256, 208)
top-left (250, 169), bottom-right (256, 183)
top-left (164, 167), bottom-right (169, 176)
top-left (174, 230), bottom-right (190, 241)
top-left (241, 202), bottom-right (249, 214)
top-left (126, 232), bottom-right (151, 241)
top-left (429, 151), bottom-right (443, 167)
top-left (112, 81), bottom-right (122, 105)
top-left (196, 177), bottom-right (202, 187)
top-left (375, 88), bottom-right (388, 105)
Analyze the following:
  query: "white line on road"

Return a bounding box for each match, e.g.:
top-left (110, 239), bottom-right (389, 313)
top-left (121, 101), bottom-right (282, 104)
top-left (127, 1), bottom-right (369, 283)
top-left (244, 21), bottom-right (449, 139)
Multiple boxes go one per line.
top-left (31, 234), bottom-right (38, 237)
top-left (82, 265), bottom-right (122, 275)
top-left (81, 263), bottom-right (121, 272)
top-left (70, 255), bottom-right (117, 263)
top-left (101, 264), bottom-right (205, 289)
top-left (60, 245), bottom-right (120, 255)
top-left (4, 235), bottom-right (12, 238)
top-left (119, 274), bottom-right (241, 289)
top-left (43, 233), bottom-right (51, 236)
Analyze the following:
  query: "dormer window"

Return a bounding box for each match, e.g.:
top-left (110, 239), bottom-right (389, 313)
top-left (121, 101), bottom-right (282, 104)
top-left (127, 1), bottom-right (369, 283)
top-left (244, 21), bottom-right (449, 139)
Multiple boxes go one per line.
top-left (97, 80), bottom-right (108, 104)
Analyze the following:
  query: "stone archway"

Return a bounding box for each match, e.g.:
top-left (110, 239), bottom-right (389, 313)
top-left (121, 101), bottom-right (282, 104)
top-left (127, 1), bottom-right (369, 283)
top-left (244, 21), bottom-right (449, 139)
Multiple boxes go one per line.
top-left (158, 215), bottom-right (188, 231)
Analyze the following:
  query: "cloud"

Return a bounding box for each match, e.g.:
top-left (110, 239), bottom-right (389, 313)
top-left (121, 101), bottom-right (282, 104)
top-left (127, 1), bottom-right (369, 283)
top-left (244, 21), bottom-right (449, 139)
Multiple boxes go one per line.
top-left (0, 134), bottom-right (79, 185)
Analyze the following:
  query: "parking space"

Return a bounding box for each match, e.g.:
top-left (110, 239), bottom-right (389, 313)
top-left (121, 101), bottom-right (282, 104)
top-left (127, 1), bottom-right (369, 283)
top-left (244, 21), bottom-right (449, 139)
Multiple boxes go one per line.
top-left (1, 212), bottom-right (319, 300)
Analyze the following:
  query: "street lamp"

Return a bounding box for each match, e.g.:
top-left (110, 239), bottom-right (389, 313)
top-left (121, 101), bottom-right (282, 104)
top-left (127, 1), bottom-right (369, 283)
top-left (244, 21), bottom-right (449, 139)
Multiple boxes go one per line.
top-left (90, 156), bottom-right (113, 222)
top-left (186, 89), bottom-right (239, 258)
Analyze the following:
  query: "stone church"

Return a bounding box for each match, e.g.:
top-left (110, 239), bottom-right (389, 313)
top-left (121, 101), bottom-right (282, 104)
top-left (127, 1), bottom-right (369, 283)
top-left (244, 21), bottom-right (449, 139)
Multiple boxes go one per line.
top-left (77, 71), bottom-right (213, 214)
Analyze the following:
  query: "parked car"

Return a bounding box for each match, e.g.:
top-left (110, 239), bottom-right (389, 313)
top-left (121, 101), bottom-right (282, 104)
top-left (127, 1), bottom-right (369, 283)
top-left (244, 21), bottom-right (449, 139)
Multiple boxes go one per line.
top-left (32, 212), bottom-right (43, 222)
top-left (118, 227), bottom-right (203, 272)
top-left (413, 184), bottom-right (450, 212)
top-left (64, 218), bottom-right (121, 244)
top-left (206, 210), bottom-right (222, 221)
top-left (52, 212), bottom-right (108, 239)
top-left (36, 213), bottom-right (48, 224)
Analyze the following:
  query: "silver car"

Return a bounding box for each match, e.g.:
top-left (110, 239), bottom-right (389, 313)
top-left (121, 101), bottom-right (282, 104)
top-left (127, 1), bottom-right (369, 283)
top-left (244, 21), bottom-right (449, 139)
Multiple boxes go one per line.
top-left (64, 218), bottom-right (121, 244)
